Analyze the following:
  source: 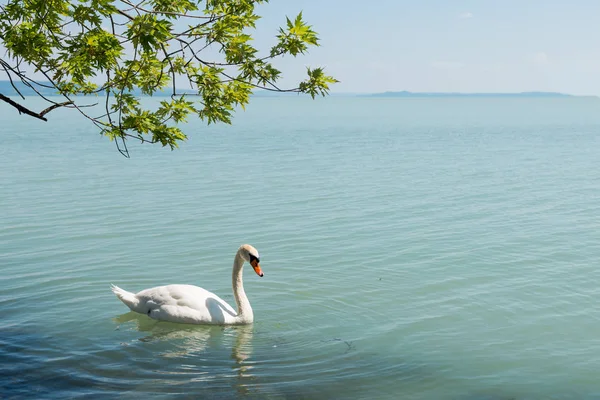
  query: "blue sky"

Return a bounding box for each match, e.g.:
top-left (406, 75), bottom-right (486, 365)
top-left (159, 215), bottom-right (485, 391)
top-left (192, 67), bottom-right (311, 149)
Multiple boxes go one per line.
top-left (250, 0), bottom-right (600, 95)
top-left (2, 0), bottom-right (599, 95)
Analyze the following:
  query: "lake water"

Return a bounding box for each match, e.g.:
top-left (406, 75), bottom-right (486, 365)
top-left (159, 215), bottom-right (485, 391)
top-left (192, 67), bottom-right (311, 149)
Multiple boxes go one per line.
top-left (2, 96), bottom-right (600, 399)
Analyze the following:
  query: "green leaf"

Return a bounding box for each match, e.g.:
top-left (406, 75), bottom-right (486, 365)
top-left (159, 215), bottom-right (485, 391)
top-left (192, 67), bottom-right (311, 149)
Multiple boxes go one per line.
top-left (299, 67), bottom-right (340, 98)
top-left (0, 0), bottom-right (337, 155)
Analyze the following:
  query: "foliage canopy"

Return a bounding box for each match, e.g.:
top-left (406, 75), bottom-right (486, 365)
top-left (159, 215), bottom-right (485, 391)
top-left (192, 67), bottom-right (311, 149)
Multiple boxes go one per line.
top-left (0, 0), bottom-right (337, 155)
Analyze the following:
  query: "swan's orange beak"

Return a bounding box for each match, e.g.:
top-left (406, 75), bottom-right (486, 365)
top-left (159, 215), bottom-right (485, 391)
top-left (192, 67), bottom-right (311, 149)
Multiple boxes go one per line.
top-left (250, 259), bottom-right (263, 277)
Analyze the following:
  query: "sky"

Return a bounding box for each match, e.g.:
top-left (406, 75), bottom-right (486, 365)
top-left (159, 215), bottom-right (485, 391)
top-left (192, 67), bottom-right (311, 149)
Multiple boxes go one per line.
top-left (249, 0), bottom-right (600, 95)
top-left (2, 0), bottom-right (600, 95)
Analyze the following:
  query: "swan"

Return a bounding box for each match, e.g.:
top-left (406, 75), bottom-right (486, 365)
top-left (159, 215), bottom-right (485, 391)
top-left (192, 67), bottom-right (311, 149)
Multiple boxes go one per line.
top-left (110, 244), bottom-right (264, 325)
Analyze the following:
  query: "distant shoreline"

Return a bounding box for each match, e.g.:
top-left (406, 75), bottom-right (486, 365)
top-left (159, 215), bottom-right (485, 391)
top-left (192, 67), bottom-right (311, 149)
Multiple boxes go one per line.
top-left (361, 91), bottom-right (593, 98)
top-left (0, 81), bottom-right (595, 98)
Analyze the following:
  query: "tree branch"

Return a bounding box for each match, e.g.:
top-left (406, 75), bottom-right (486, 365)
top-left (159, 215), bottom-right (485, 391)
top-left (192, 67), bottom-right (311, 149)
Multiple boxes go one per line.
top-left (0, 93), bottom-right (49, 121)
top-left (0, 93), bottom-right (78, 121)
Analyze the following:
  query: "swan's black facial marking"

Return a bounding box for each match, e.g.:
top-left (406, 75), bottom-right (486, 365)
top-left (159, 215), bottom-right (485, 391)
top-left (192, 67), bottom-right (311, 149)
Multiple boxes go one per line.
top-left (249, 253), bottom-right (264, 277)
top-left (147, 309), bottom-right (152, 316)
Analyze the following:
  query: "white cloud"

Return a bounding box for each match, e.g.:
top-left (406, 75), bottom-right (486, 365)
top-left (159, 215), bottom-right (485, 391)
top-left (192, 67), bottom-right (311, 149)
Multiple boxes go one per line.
top-left (458, 12), bottom-right (474, 19)
top-left (430, 61), bottom-right (465, 69)
top-left (529, 52), bottom-right (550, 66)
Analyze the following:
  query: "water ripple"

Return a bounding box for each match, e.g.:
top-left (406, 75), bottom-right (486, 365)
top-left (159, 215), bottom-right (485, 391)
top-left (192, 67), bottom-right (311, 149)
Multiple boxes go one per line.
top-left (3, 97), bottom-right (600, 399)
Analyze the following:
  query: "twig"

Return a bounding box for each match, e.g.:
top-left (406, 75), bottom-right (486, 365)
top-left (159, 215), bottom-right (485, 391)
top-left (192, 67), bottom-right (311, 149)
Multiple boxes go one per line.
top-left (119, 0), bottom-right (211, 19)
top-left (160, 43), bottom-right (177, 97)
top-left (39, 101), bottom-right (74, 117)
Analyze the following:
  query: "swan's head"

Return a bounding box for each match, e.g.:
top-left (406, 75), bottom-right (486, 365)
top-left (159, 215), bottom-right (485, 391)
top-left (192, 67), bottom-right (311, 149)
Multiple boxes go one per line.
top-left (239, 244), bottom-right (263, 277)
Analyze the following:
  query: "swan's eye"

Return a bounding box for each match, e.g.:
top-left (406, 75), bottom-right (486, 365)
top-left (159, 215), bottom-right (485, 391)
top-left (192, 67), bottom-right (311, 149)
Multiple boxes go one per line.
top-left (249, 254), bottom-right (260, 263)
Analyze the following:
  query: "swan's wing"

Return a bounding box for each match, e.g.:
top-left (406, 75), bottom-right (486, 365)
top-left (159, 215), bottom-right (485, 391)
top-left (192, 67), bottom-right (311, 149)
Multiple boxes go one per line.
top-left (137, 284), bottom-right (238, 324)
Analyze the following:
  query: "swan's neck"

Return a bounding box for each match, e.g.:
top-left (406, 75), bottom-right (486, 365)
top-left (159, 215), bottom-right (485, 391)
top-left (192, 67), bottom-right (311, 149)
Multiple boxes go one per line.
top-left (232, 252), bottom-right (253, 323)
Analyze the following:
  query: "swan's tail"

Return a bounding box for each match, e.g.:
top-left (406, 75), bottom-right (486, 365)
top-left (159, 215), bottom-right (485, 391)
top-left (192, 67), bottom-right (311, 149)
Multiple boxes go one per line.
top-left (111, 284), bottom-right (140, 311)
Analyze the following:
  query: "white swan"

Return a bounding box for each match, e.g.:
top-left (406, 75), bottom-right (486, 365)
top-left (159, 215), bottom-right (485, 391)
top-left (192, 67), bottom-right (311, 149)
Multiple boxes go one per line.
top-left (110, 244), bottom-right (264, 325)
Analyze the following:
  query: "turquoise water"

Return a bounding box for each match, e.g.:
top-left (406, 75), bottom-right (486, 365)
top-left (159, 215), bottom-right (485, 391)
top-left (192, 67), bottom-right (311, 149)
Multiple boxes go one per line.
top-left (2, 96), bottom-right (600, 399)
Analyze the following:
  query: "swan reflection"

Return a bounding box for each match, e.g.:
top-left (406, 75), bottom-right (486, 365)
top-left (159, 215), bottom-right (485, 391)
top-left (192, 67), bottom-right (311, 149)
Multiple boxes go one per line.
top-left (114, 312), bottom-right (256, 393)
top-left (230, 323), bottom-right (255, 397)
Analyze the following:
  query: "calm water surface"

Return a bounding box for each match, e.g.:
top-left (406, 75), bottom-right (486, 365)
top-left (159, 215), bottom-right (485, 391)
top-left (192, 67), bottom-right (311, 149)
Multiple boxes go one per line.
top-left (2, 97), bottom-right (600, 399)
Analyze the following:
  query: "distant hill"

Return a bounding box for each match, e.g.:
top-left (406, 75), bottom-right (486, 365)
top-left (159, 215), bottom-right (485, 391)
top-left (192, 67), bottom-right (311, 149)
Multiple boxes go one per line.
top-left (0, 81), bottom-right (339, 98)
top-left (0, 80), bottom-right (59, 96)
top-left (251, 90), bottom-right (308, 97)
top-left (0, 80), bottom-right (198, 97)
top-left (0, 81), bottom-right (589, 99)
top-left (366, 91), bottom-right (575, 98)
top-left (250, 90), bottom-right (358, 97)
top-left (0, 80), bottom-right (310, 97)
